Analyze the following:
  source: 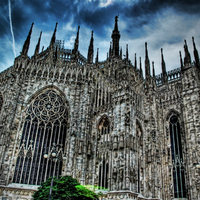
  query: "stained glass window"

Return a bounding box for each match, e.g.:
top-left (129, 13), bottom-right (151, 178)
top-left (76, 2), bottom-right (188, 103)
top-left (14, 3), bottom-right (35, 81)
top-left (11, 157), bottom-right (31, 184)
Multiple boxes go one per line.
top-left (170, 115), bottom-right (187, 198)
top-left (13, 90), bottom-right (68, 185)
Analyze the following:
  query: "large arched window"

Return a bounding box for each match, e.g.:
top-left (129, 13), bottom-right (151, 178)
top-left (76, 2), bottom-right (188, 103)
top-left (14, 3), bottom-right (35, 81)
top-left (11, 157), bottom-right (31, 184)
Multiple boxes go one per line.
top-left (170, 115), bottom-right (186, 198)
top-left (0, 93), bottom-right (3, 114)
top-left (97, 116), bottom-right (110, 189)
top-left (13, 89), bottom-right (68, 185)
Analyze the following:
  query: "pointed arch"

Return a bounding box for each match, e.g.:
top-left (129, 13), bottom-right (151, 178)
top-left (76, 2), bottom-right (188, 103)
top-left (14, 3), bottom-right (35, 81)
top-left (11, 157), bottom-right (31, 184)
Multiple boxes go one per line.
top-left (166, 109), bottom-right (181, 121)
top-left (13, 88), bottom-right (69, 185)
top-left (37, 70), bottom-right (42, 78)
top-left (71, 70), bottom-right (76, 81)
top-left (26, 85), bottom-right (68, 106)
top-left (169, 114), bottom-right (187, 198)
top-left (43, 68), bottom-right (48, 78)
top-left (31, 68), bottom-right (37, 77)
top-left (54, 70), bottom-right (59, 79)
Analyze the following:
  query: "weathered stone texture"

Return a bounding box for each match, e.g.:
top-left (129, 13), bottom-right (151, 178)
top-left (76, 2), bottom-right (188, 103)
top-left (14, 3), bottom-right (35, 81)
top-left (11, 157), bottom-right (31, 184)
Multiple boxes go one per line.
top-left (0, 18), bottom-right (200, 200)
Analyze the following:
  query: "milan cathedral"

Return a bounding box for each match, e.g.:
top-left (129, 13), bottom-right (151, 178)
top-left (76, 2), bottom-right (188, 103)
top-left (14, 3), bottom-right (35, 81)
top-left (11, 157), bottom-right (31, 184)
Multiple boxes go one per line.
top-left (0, 16), bottom-right (200, 200)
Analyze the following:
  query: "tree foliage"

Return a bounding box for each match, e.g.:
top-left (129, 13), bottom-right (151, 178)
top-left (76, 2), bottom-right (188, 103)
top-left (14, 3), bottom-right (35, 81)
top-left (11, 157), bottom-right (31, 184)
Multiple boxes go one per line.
top-left (32, 175), bottom-right (99, 200)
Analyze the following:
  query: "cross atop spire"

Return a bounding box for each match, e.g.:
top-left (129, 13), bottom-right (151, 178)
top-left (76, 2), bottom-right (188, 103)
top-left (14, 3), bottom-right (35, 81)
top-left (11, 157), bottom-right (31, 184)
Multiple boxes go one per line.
top-left (111, 16), bottom-right (120, 57)
top-left (21, 23), bottom-right (34, 56)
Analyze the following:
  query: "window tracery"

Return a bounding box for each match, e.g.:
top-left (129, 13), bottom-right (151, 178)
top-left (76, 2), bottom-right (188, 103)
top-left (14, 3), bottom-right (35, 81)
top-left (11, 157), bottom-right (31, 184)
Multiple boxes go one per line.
top-left (13, 89), bottom-right (68, 185)
top-left (169, 115), bottom-right (186, 198)
top-left (97, 116), bottom-right (110, 189)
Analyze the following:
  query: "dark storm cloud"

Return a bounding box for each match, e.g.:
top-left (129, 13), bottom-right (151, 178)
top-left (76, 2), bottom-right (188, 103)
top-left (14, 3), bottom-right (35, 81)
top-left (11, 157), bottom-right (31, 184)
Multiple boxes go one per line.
top-left (122, 0), bottom-right (200, 30)
top-left (1, 0), bottom-right (200, 72)
top-left (2, 0), bottom-right (200, 40)
top-left (0, 0), bottom-right (10, 36)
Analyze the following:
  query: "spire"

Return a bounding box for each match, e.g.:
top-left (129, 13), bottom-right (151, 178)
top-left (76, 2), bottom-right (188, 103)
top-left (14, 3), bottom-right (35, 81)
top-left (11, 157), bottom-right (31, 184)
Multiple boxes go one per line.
top-left (140, 57), bottom-right (143, 78)
top-left (152, 61), bottom-right (155, 78)
top-left (126, 44), bottom-right (129, 60)
top-left (120, 47), bottom-right (122, 59)
top-left (54, 46), bottom-right (58, 62)
top-left (111, 16), bottom-right (120, 57)
top-left (109, 42), bottom-right (112, 57)
top-left (192, 36), bottom-right (199, 65)
top-left (50, 23), bottom-right (58, 47)
top-left (34, 31), bottom-right (42, 56)
top-left (179, 51), bottom-right (184, 70)
top-left (87, 31), bottom-right (94, 64)
top-left (184, 39), bottom-right (191, 65)
top-left (145, 42), bottom-right (151, 78)
top-left (114, 15), bottom-right (119, 32)
top-left (21, 23), bottom-right (34, 56)
top-left (96, 48), bottom-right (99, 64)
top-left (161, 48), bottom-right (167, 76)
top-left (135, 53), bottom-right (137, 69)
top-left (74, 26), bottom-right (80, 53)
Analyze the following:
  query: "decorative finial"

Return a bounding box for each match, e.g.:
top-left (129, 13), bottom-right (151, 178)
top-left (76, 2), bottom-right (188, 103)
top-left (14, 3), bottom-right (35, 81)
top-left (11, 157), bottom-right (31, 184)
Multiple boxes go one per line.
top-left (179, 51), bottom-right (184, 70)
top-left (192, 36), bottom-right (199, 65)
top-left (50, 22), bottom-right (58, 47)
top-left (72, 26), bottom-right (80, 59)
top-left (126, 44), bottom-right (129, 60)
top-left (34, 31), bottom-right (42, 56)
top-left (21, 22), bottom-right (34, 56)
top-left (152, 61), bottom-right (155, 78)
top-left (96, 48), bottom-right (99, 63)
top-left (140, 57), bottom-right (143, 78)
top-left (87, 30), bottom-right (94, 64)
top-left (135, 53), bottom-right (137, 69)
top-left (145, 42), bottom-right (150, 78)
top-left (184, 39), bottom-right (191, 65)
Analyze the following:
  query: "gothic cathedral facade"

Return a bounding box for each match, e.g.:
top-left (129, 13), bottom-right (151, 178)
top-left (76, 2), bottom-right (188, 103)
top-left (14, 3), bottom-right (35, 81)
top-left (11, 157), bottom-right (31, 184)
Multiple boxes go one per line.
top-left (0, 17), bottom-right (200, 200)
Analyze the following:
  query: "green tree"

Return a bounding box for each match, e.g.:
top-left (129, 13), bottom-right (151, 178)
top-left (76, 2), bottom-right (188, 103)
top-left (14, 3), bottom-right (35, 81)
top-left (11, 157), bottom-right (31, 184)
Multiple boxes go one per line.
top-left (32, 175), bottom-right (99, 200)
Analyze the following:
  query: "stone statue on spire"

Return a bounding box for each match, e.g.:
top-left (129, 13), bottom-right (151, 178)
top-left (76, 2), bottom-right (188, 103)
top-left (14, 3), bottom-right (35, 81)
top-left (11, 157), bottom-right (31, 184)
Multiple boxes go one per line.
top-left (111, 16), bottom-right (120, 57)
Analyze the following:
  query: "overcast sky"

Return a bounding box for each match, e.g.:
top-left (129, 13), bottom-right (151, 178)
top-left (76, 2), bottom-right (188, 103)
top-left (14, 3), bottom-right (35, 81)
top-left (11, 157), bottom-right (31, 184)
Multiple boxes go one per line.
top-left (0, 0), bottom-right (200, 75)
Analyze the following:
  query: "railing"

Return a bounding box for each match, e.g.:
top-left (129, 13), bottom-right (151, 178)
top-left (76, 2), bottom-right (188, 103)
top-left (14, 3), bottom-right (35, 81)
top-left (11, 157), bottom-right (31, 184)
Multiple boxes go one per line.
top-left (155, 67), bottom-right (181, 87)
